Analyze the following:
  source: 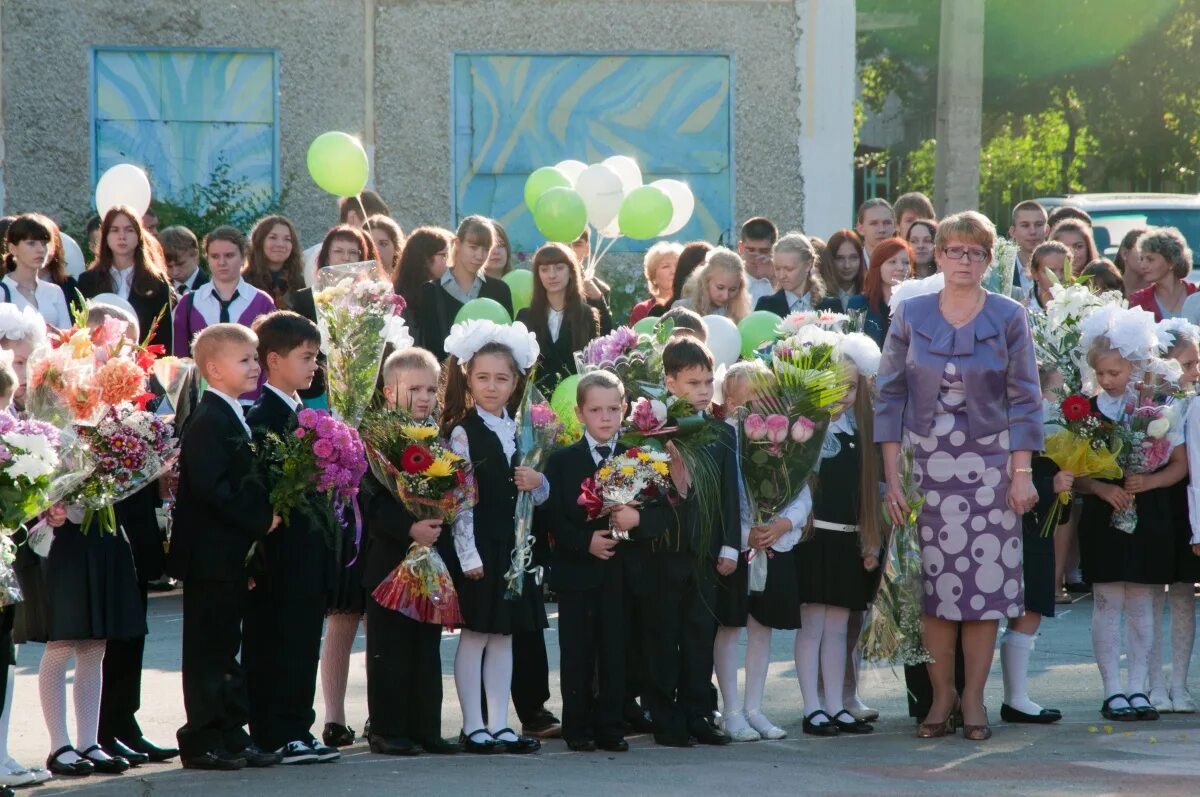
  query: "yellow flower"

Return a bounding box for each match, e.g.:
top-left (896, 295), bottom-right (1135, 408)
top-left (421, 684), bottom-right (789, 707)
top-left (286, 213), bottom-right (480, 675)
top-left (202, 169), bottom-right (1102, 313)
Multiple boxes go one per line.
top-left (424, 457), bottom-right (455, 478)
top-left (598, 466), bottom-right (613, 480)
top-left (402, 425), bottom-right (439, 442)
top-left (68, 330), bottom-right (94, 359)
top-left (637, 452), bottom-right (652, 462)
top-left (621, 465), bottom-right (636, 477)
top-left (651, 461), bottom-right (669, 476)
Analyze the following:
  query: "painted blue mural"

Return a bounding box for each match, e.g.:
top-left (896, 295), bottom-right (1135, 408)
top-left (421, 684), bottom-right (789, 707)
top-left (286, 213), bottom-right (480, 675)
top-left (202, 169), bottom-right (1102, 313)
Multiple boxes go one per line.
top-left (452, 53), bottom-right (733, 253)
top-left (92, 48), bottom-right (278, 201)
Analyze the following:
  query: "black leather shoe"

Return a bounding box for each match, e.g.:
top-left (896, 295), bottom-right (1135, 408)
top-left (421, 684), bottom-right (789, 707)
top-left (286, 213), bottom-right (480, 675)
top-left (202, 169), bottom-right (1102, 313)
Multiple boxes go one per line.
top-left (831, 710), bottom-right (874, 734)
top-left (459, 729), bottom-right (503, 754)
top-left (239, 745), bottom-right (282, 768)
top-left (1128, 693), bottom-right (1160, 721)
top-left (686, 717), bottom-right (731, 746)
top-left (181, 750), bottom-right (246, 771)
top-left (652, 732), bottom-right (693, 748)
top-left (79, 745), bottom-right (130, 774)
top-left (493, 728), bottom-right (540, 754)
top-left (565, 738), bottom-right (596, 752)
top-left (126, 736), bottom-right (179, 762)
top-left (46, 746), bottom-right (94, 777)
top-left (802, 711), bottom-right (839, 737)
top-left (103, 739), bottom-right (149, 766)
top-left (322, 722), bottom-right (356, 747)
top-left (416, 737), bottom-right (462, 755)
top-left (1000, 703), bottom-right (1063, 724)
top-left (597, 738), bottom-right (629, 752)
top-left (368, 734), bottom-right (419, 756)
top-left (1101, 694), bottom-right (1138, 721)
top-left (520, 709), bottom-right (562, 739)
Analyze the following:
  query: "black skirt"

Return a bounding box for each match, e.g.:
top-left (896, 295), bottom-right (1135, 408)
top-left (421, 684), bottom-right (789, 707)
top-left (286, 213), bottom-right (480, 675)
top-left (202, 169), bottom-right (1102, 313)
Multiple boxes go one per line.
top-left (327, 523), bottom-right (366, 615)
top-left (1079, 480), bottom-right (1175, 585)
top-left (1169, 481), bottom-right (1200, 583)
top-left (1021, 517), bottom-right (1056, 618)
top-left (748, 549), bottom-right (802, 630)
top-left (15, 521), bottom-right (146, 643)
top-left (448, 534), bottom-right (547, 636)
top-left (714, 553), bottom-right (749, 628)
top-left (796, 528), bottom-right (871, 611)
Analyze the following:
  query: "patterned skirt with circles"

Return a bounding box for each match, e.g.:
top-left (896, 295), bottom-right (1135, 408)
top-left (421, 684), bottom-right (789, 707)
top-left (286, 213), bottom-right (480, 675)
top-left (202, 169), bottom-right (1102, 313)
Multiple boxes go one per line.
top-left (905, 361), bottom-right (1023, 621)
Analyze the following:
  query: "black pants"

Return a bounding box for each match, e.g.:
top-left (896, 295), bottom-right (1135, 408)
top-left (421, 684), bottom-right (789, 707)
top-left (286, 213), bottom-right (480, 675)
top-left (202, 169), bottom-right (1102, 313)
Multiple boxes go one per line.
top-left (243, 586), bottom-right (325, 751)
top-left (365, 599), bottom-right (443, 742)
top-left (904, 630), bottom-right (967, 718)
top-left (98, 583), bottom-right (149, 743)
top-left (557, 576), bottom-right (625, 744)
top-left (639, 552), bottom-right (716, 737)
top-left (176, 580), bottom-right (252, 758)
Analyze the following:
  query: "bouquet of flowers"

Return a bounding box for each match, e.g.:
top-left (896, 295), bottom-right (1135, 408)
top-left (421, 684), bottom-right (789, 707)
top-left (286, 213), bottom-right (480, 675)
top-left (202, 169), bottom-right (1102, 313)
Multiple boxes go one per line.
top-left (314, 261), bottom-right (410, 428)
top-left (775, 310), bottom-right (851, 337)
top-left (577, 448), bottom-right (672, 539)
top-left (256, 408), bottom-right (368, 554)
top-left (1030, 283), bottom-right (1128, 399)
top-left (982, 237), bottom-right (1019, 299)
top-left (1111, 399), bottom-right (1177, 534)
top-left (575, 321), bottom-right (674, 402)
top-left (505, 391), bottom-right (569, 598)
top-left (1040, 392), bottom-right (1126, 536)
top-left (67, 405), bottom-right (176, 535)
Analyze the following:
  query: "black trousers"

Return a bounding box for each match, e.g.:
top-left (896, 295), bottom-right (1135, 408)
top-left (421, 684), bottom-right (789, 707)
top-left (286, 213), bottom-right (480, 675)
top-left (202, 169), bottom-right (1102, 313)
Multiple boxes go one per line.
top-left (639, 552), bottom-right (716, 737)
top-left (243, 585), bottom-right (325, 751)
top-left (557, 575), bottom-right (625, 744)
top-left (176, 580), bottom-right (252, 758)
top-left (98, 583), bottom-right (149, 743)
top-left (365, 598), bottom-right (443, 742)
top-left (904, 630), bottom-right (967, 718)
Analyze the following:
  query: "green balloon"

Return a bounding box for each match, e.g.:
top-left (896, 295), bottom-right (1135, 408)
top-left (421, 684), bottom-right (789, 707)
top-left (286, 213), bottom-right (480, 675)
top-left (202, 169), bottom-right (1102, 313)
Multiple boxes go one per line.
top-left (738, 310), bottom-right (783, 358)
top-left (524, 166), bottom-right (571, 211)
top-left (307, 132), bottom-right (369, 197)
top-left (453, 297), bottom-right (512, 326)
top-left (632, 316), bottom-right (659, 335)
top-left (550, 374), bottom-right (583, 437)
top-left (618, 185), bottom-right (672, 240)
top-left (502, 269), bottom-right (534, 313)
top-left (533, 187), bottom-right (588, 243)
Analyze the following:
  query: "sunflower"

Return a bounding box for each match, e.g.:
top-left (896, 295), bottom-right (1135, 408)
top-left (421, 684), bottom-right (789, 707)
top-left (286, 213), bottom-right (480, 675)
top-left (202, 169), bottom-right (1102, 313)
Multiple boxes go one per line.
top-left (400, 444), bottom-right (433, 474)
top-left (402, 424), bottom-right (439, 442)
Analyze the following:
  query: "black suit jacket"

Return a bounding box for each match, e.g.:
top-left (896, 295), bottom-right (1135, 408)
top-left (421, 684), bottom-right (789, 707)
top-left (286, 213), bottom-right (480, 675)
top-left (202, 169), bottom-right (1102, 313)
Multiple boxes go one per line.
top-left (165, 392), bottom-right (273, 582)
top-left (754, 289), bottom-right (842, 317)
top-left (245, 388), bottom-right (333, 595)
top-left (418, 277), bottom-right (514, 361)
top-left (181, 269), bottom-right (211, 294)
top-left (77, 269), bottom-right (174, 349)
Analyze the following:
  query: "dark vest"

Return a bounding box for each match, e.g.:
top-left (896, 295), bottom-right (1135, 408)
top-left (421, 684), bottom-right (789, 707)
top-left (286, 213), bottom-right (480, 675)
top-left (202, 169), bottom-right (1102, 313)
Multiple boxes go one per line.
top-left (812, 431), bottom-right (860, 526)
top-left (461, 408), bottom-right (518, 541)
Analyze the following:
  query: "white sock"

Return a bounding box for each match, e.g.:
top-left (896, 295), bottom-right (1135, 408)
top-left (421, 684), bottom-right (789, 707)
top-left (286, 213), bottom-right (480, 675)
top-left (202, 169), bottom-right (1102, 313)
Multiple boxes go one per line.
top-left (743, 617), bottom-right (772, 715)
top-left (1092, 583), bottom-right (1129, 706)
top-left (1000, 628), bottom-right (1043, 714)
top-left (73, 641), bottom-right (106, 755)
top-left (39, 641), bottom-right (76, 759)
top-left (482, 635), bottom-right (516, 740)
top-left (454, 630), bottom-right (488, 734)
top-left (1169, 582), bottom-right (1195, 692)
top-left (0, 662), bottom-right (14, 761)
top-left (1148, 587), bottom-right (1168, 694)
top-left (842, 609), bottom-right (866, 710)
top-left (713, 626), bottom-right (743, 718)
top-left (796, 605), bottom-right (827, 722)
top-left (1125, 584), bottom-right (1154, 705)
top-left (821, 606), bottom-right (849, 718)
top-left (320, 614), bottom-right (360, 726)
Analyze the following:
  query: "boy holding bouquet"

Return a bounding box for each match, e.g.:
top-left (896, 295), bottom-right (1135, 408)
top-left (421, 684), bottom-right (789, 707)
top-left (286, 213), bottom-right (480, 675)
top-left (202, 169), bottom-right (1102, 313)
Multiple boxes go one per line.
top-left (242, 311), bottom-right (339, 764)
top-left (166, 324), bottom-right (280, 771)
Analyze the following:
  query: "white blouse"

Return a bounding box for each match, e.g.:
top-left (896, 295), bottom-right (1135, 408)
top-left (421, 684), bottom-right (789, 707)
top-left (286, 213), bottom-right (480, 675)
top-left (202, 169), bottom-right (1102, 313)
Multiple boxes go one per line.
top-left (1, 275), bottom-right (70, 330)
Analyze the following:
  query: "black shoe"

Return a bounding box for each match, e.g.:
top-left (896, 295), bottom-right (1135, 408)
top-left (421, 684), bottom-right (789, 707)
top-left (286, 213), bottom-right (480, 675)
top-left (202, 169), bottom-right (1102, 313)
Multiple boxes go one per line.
top-left (1065, 581), bottom-right (1090, 594)
top-left (459, 730), bottom-right (503, 754)
top-left (624, 707), bottom-right (655, 734)
top-left (125, 736), bottom-right (179, 762)
top-left (520, 709), bottom-right (562, 739)
top-left (322, 722), bottom-right (356, 747)
top-left (79, 745), bottom-right (129, 775)
top-left (239, 745), bottom-right (282, 768)
top-left (1100, 694), bottom-right (1138, 721)
top-left (274, 741), bottom-right (319, 765)
top-left (686, 717), bottom-right (731, 746)
top-left (597, 738), bottom-right (629, 752)
top-left (416, 737), bottom-right (462, 755)
top-left (1000, 703), bottom-right (1063, 724)
top-left (565, 738), bottom-right (596, 752)
top-left (1128, 693), bottom-right (1160, 721)
top-left (652, 732), bottom-right (693, 748)
top-left (102, 739), bottom-right (149, 767)
top-left (367, 734), bottom-right (419, 756)
top-left (831, 710), bottom-right (874, 734)
top-left (493, 728), bottom-right (540, 754)
top-left (802, 711), bottom-right (839, 737)
top-left (181, 750), bottom-right (246, 771)
top-left (46, 746), bottom-right (94, 777)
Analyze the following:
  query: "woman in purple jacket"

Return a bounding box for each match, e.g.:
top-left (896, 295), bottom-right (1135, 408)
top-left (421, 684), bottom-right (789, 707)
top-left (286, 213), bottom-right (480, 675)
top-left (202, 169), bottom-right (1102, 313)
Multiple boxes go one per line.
top-left (875, 211), bottom-right (1042, 742)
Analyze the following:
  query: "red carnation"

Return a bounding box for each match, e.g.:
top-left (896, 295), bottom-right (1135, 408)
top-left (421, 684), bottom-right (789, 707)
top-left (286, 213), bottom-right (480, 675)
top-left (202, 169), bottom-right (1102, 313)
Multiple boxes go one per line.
top-left (400, 445), bottom-right (432, 474)
top-left (1061, 394), bottom-right (1091, 423)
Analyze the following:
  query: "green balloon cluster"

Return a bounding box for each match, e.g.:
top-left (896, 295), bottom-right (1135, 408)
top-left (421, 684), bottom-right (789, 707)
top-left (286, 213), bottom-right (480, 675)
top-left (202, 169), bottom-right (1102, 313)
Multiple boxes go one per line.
top-left (454, 297), bottom-right (512, 326)
top-left (502, 269), bottom-right (534, 314)
top-left (737, 310), bottom-right (783, 358)
top-left (307, 132), bottom-right (369, 197)
top-left (533, 188), bottom-right (587, 243)
top-left (618, 185), bottom-right (673, 240)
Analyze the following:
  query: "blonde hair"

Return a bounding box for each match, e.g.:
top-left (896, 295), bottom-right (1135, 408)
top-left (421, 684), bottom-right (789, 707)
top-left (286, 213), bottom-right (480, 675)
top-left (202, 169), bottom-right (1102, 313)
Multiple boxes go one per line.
top-left (193, 323), bottom-right (258, 376)
top-left (643, 241), bottom-right (683, 300)
top-left (773, 232), bottom-right (826, 302)
top-left (685, 247), bottom-right (751, 322)
top-left (383, 346), bottom-right (439, 379)
top-left (935, 210), bottom-right (997, 254)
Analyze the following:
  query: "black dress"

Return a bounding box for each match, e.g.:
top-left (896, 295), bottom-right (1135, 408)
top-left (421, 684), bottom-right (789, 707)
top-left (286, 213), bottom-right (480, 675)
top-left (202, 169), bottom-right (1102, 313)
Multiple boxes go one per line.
top-left (796, 429), bottom-right (872, 611)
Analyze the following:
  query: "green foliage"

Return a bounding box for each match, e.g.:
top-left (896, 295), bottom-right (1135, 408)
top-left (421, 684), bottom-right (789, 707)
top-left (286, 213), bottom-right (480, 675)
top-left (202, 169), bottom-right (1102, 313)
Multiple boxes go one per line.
top-left (151, 159), bottom-right (287, 241)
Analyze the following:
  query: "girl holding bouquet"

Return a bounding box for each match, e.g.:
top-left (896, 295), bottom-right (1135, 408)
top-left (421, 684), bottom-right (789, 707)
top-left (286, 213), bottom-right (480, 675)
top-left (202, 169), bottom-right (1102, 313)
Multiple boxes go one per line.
top-left (440, 320), bottom-right (547, 754)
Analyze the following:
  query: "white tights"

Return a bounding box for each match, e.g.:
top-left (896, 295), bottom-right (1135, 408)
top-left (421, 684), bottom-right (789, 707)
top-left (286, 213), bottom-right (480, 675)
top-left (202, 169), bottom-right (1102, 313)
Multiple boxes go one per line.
top-left (795, 604), bottom-right (849, 722)
top-left (1092, 582), bottom-right (1154, 706)
top-left (454, 630), bottom-right (517, 740)
top-left (39, 640), bottom-right (108, 763)
top-left (713, 618), bottom-right (774, 718)
top-left (1147, 583), bottom-right (1195, 695)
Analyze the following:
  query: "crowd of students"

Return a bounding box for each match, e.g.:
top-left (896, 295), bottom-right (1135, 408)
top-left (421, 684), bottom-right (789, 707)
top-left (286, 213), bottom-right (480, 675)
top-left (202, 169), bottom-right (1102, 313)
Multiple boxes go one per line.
top-left (0, 187), bottom-right (1198, 789)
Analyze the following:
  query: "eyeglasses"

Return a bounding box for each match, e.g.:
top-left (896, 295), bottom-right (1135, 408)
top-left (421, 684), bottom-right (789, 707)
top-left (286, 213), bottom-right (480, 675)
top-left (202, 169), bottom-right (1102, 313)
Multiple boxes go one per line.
top-left (942, 245), bottom-right (990, 264)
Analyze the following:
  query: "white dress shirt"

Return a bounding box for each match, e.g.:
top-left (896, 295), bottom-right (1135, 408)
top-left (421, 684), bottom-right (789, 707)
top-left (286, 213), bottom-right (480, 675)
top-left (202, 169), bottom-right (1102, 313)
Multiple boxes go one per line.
top-left (784, 290), bottom-right (814, 314)
top-left (1096, 391), bottom-right (1129, 422)
top-left (206, 387), bottom-right (251, 437)
top-left (192, 278), bottom-right (253, 327)
top-left (1, 275), bottom-right (70, 330)
top-left (112, 265), bottom-right (135, 299)
top-left (748, 276), bottom-right (774, 307)
top-left (584, 431), bottom-right (619, 466)
top-left (548, 308), bottom-right (564, 343)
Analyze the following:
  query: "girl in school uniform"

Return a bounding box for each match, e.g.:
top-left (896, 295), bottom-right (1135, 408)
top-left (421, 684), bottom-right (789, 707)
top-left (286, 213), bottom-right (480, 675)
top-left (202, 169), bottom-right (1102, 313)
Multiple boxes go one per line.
top-left (794, 333), bottom-right (884, 736)
top-left (440, 319), bottom-right (546, 754)
top-left (675, 248), bottom-right (751, 323)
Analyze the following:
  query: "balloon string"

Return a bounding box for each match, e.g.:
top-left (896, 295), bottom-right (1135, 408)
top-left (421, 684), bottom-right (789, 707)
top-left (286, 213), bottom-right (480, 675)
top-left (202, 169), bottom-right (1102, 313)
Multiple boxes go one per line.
top-left (357, 194), bottom-right (374, 236)
top-left (590, 232), bottom-right (620, 276)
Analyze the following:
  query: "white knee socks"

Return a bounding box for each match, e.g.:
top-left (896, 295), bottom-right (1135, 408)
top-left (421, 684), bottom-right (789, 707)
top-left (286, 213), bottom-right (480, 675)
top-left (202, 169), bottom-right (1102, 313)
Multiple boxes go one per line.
top-left (320, 614), bottom-right (360, 726)
top-left (1000, 628), bottom-right (1044, 714)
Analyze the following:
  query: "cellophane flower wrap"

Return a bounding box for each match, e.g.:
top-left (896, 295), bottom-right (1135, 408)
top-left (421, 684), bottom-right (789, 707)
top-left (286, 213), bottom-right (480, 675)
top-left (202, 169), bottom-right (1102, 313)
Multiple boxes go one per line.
top-left (1030, 283), bottom-right (1127, 399)
top-left (359, 409), bottom-right (475, 628)
top-left (1111, 398), bottom-right (1179, 534)
top-left (575, 321), bottom-right (674, 402)
top-left (862, 445), bottom-right (932, 667)
top-left (577, 448), bottom-right (671, 537)
top-left (1039, 392), bottom-right (1125, 536)
top-left (314, 262), bottom-right (408, 428)
top-left (981, 236), bottom-right (1019, 299)
top-left (256, 408), bottom-right (367, 556)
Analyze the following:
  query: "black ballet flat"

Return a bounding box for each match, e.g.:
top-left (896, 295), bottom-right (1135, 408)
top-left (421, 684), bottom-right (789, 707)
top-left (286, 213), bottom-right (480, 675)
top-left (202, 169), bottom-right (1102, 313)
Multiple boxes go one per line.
top-left (459, 729), bottom-right (502, 755)
top-left (493, 728), bottom-right (540, 754)
top-left (802, 711), bottom-right (839, 737)
top-left (1000, 703), bottom-right (1062, 724)
top-left (46, 746), bottom-right (93, 777)
top-left (322, 723), bottom-right (356, 747)
top-left (831, 710), bottom-right (874, 734)
top-left (79, 745), bottom-right (129, 775)
top-left (1100, 695), bottom-right (1138, 721)
top-left (1127, 693), bottom-right (1160, 721)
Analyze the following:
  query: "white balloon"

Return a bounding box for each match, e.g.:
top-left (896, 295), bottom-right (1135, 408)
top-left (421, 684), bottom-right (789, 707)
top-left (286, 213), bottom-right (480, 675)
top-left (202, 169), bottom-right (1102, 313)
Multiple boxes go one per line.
top-left (575, 164), bottom-right (626, 230)
top-left (652, 179), bottom-right (696, 236)
top-left (598, 219), bottom-right (622, 239)
top-left (554, 159), bottom-right (587, 186)
top-left (602, 155), bottom-right (643, 193)
top-left (95, 163), bottom-right (152, 218)
top-left (703, 314), bottom-right (741, 367)
top-left (60, 233), bottom-right (86, 278)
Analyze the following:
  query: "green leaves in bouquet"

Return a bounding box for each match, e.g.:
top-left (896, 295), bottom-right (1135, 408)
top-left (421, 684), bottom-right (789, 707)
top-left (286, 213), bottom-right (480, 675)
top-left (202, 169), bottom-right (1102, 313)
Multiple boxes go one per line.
top-left (754, 342), bottom-right (849, 418)
top-left (252, 429), bottom-right (339, 553)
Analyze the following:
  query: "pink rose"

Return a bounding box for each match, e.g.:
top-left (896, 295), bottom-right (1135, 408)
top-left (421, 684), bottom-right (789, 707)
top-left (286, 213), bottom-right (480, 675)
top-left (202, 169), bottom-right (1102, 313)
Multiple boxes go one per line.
top-left (790, 417), bottom-right (815, 443)
top-left (765, 415), bottom-right (790, 445)
top-left (743, 414), bottom-right (768, 441)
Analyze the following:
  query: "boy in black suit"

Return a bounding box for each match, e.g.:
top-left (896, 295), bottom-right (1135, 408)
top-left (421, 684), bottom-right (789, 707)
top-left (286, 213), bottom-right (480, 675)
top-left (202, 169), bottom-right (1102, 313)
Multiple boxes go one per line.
top-left (165, 323), bottom-right (280, 771)
top-left (546, 371), bottom-right (645, 753)
top-left (242, 311), bottom-right (340, 764)
top-left (635, 338), bottom-right (740, 747)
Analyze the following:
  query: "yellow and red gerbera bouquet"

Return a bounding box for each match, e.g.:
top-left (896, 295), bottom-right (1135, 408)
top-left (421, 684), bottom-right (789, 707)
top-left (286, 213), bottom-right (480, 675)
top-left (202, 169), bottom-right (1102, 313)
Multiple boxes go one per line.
top-left (578, 448), bottom-right (671, 540)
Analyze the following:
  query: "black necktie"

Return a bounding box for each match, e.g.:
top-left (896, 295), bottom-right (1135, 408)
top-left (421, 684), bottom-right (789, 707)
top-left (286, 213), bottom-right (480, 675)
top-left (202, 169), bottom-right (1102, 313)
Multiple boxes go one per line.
top-left (176, 283), bottom-right (189, 295)
top-left (217, 289), bottom-right (239, 323)
top-left (595, 444), bottom-right (612, 463)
